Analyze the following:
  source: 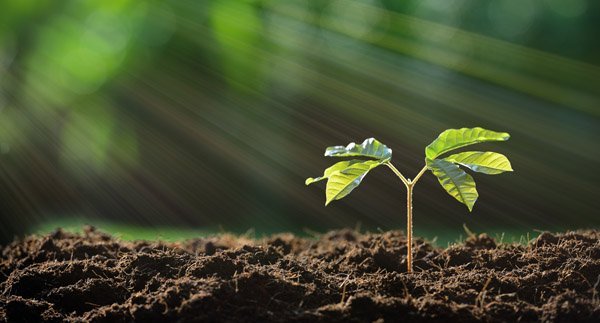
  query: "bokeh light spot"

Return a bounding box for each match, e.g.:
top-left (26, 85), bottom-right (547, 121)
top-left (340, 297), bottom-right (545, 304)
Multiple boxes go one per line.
top-left (84, 10), bottom-right (131, 55)
top-left (138, 3), bottom-right (176, 47)
top-left (488, 0), bottom-right (538, 38)
top-left (544, 0), bottom-right (587, 18)
top-left (60, 100), bottom-right (116, 174)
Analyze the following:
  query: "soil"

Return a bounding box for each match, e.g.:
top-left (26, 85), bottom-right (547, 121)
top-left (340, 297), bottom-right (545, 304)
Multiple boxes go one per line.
top-left (1, 227), bottom-right (599, 322)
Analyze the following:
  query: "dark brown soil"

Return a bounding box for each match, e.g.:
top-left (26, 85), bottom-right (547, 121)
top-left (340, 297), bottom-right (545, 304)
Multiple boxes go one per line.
top-left (1, 227), bottom-right (599, 322)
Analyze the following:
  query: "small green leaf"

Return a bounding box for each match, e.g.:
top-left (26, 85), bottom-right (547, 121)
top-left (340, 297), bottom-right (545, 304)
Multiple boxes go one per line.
top-left (306, 160), bottom-right (367, 185)
top-left (325, 138), bottom-right (392, 160)
top-left (427, 159), bottom-right (478, 211)
top-left (305, 177), bottom-right (322, 185)
top-left (325, 160), bottom-right (382, 205)
top-left (425, 127), bottom-right (510, 160)
top-left (443, 151), bottom-right (513, 175)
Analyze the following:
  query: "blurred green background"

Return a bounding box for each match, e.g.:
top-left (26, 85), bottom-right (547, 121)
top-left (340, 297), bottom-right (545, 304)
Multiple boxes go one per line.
top-left (1, 0), bottom-right (599, 243)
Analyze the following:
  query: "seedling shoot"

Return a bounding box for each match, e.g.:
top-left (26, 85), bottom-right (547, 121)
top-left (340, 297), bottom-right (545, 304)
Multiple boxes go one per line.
top-left (306, 127), bottom-right (513, 273)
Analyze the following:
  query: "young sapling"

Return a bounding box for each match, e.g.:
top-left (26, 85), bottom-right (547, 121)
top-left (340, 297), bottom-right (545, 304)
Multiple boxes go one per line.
top-left (306, 127), bottom-right (513, 272)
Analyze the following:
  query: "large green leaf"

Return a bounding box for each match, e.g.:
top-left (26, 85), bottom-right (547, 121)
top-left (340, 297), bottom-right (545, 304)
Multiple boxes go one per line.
top-left (305, 160), bottom-right (365, 185)
top-left (325, 138), bottom-right (392, 160)
top-left (427, 159), bottom-right (478, 211)
top-left (443, 151), bottom-right (513, 175)
top-left (425, 127), bottom-right (510, 159)
top-left (325, 160), bottom-right (382, 205)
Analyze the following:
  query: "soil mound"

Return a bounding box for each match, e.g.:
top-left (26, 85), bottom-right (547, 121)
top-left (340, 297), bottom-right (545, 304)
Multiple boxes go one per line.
top-left (1, 227), bottom-right (599, 322)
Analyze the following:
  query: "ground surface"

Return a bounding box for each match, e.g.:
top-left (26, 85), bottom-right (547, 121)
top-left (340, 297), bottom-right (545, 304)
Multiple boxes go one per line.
top-left (0, 228), bottom-right (599, 322)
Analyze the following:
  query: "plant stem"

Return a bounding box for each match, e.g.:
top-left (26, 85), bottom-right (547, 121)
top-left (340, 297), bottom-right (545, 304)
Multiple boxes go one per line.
top-left (385, 162), bottom-right (428, 273)
top-left (411, 165), bottom-right (428, 185)
top-left (384, 162), bottom-right (409, 187)
top-left (406, 183), bottom-right (413, 273)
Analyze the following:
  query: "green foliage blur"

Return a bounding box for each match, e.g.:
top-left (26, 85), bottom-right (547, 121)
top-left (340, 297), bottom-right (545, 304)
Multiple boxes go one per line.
top-left (1, 0), bottom-right (599, 242)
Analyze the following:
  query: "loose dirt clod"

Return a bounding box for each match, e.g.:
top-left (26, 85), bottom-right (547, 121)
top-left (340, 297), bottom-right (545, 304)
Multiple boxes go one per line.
top-left (1, 227), bottom-right (599, 322)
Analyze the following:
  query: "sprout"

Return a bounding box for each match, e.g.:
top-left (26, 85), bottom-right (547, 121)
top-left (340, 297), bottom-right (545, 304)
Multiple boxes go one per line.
top-left (306, 127), bottom-right (513, 272)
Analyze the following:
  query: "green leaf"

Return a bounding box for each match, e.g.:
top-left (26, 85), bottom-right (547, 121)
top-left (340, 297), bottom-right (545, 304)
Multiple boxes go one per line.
top-left (325, 160), bottom-right (383, 205)
top-left (425, 127), bottom-right (510, 160)
top-left (325, 138), bottom-right (392, 160)
top-left (306, 160), bottom-right (366, 185)
top-left (443, 151), bottom-right (513, 175)
top-left (427, 159), bottom-right (478, 211)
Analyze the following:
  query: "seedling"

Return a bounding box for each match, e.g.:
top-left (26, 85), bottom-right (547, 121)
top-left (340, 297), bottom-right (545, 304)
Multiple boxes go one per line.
top-left (306, 127), bottom-right (513, 272)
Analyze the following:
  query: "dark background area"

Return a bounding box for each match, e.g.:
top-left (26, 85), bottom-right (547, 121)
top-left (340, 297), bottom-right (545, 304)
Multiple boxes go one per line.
top-left (1, 0), bottom-right (599, 243)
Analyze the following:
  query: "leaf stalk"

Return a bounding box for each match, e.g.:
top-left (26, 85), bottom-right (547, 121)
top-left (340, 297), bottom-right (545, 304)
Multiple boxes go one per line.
top-left (384, 162), bottom-right (409, 187)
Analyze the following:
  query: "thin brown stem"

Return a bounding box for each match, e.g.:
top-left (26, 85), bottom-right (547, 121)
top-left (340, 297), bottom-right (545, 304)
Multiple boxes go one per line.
top-left (384, 162), bottom-right (429, 273)
top-left (385, 162), bottom-right (409, 187)
top-left (411, 165), bottom-right (428, 185)
top-left (406, 183), bottom-right (413, 273)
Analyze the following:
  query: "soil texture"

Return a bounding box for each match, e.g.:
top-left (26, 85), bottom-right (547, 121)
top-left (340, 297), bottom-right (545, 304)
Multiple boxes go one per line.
top-left (1, 227), bottom-right (599, 322)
